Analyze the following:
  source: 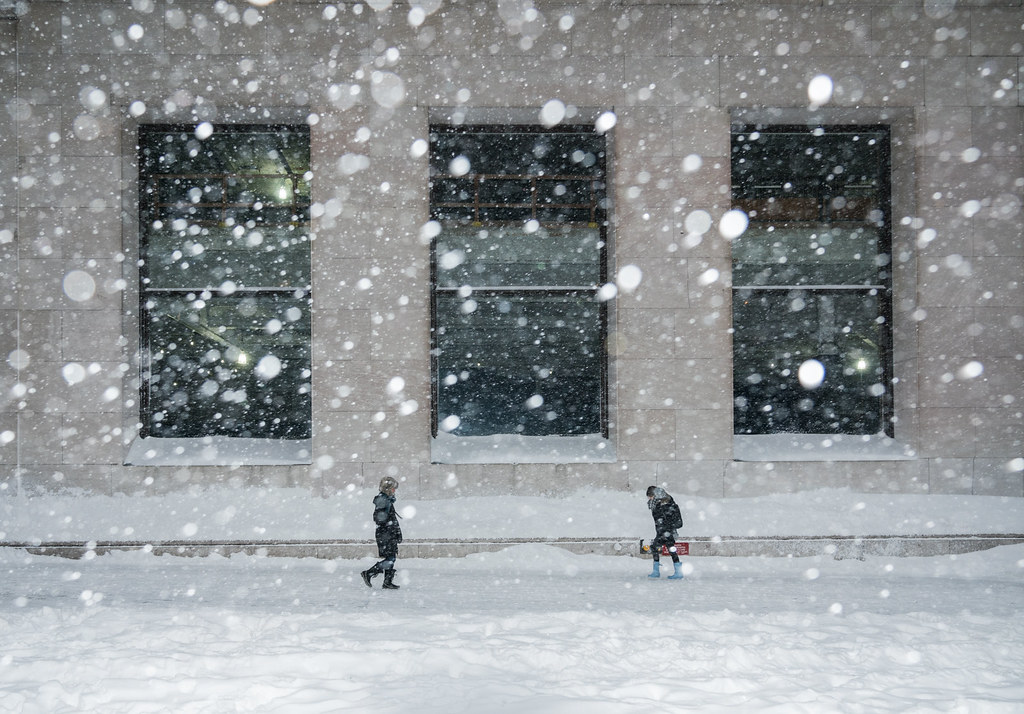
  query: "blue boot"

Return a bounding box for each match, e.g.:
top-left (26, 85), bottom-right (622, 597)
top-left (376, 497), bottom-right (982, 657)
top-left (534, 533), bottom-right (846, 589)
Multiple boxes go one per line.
top-left (648, 561), bottom-right (660, 578)
top-left (668, 562), bottom-right (684, 580)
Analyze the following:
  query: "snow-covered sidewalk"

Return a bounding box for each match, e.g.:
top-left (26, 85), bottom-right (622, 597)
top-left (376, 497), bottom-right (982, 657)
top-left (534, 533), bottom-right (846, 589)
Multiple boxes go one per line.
top-left (1, 543), bottom-right (1023, 713)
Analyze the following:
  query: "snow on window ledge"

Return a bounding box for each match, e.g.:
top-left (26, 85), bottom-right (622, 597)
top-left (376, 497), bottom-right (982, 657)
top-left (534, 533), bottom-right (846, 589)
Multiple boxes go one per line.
top-left (431, 432), bottom-right (615, 464)
top-left (125, 436), bottom-right (312, 466)
top-left (733, 433), bottom-right (916, 462)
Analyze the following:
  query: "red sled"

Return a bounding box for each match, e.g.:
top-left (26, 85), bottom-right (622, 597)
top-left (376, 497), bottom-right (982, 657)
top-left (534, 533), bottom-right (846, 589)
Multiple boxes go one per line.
top-left (640, 540), bottom-right (689, 556)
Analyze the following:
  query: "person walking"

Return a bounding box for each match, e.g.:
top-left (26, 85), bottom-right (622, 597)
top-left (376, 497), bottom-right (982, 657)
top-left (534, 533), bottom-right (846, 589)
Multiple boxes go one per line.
top-left (646, 486), bottom-right (684, 580)
top-left (361, 476), bottom-right (403, 590)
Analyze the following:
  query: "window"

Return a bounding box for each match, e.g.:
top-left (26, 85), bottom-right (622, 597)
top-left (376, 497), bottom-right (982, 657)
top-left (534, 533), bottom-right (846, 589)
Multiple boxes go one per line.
top-left (731, 125), bottom-right (893, 438)
top-left (429, 124), bottom-right (610, 461)
top-left (137, 124), bottom-right (312, 442)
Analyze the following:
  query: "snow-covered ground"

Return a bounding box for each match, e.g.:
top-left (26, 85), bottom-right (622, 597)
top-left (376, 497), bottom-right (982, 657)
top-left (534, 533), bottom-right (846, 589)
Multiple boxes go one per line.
top-left (1, 542), bottom-right (1022, 713)
top-left (1, 488), bottom-right (1022, 712)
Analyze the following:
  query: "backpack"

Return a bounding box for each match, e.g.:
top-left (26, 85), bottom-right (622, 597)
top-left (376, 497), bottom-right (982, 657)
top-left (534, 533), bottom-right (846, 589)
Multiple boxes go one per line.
top-left (664, 501), bottom-right (683, 530)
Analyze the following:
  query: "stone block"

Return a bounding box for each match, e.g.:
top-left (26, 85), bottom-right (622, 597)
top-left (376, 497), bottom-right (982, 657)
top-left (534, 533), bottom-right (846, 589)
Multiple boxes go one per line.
top-left (974, 458), bottom-right (1024, 497)
top-left (971, 9), bottom-right (1024, 57)
top-left (613, 308), bottom-right (677, 360)
top-left (972, 107), bottom-right (1024, 158)
top-left (671, 107), bottom-right (731, 159)
top-left (62, 310), bottom-right (125, 362)
top-left (162, 3), bottom-right (267, 56)
top-left (675, 410), bottom-right (731, 462)
top-left (928, 457), bottom-right (974, 495)
top-left (617, 409), bottom-right (676, 461)
top-left (615, 257), bottom-right (690, 309)
top-left (974, 308), bottom-right (1024, 358)
top-left (9, 411), bottom-right (62, 466)
top-left (60, 413), bottom-right (124, 465)
top-left (614, 106), bottom-right (678, 161)
top-left (924, 58), bottom-right (970, 106)
top-left (419, 462), bottom-right (516, 498)
top-left (653, 459), bottom-right (727, 498)
top-left (617, 358), bottom-right (725, 411)
top-left (672, 307), bottom-right (731, 360)
top-left (918, 107), bottom-right (973, 157)
top-left (873, 7), bottom-right (970, 58)
top-left (369, 412), bottom-right (431, 464)
top-left (970, 408), bottom-right (1024, 457)
top-left (919, 408), bottom-right (976, 458)
top-left (673, 6), bottom-right (774, 58)
top-left (968, 57), bottom-right (1019, 107)
top-left (570, 4), bottom-right (678, 58)
top-left (311, 308), bottom-right (371, 363)
top-left (312, 411), bottom-right (377, 463)
top-left (318, 461), bottom-right (368, 498)
top-left (776, 6), bottom-right (874, 57)
top-left (367, 305), bottom-right (431, 362)
top-left (623, 56), bottom-right (718, 107)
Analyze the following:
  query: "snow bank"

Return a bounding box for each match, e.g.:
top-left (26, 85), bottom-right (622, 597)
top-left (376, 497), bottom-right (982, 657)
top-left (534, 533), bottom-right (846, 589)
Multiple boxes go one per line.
top-left (2, 487), bottom-right (1021, 544)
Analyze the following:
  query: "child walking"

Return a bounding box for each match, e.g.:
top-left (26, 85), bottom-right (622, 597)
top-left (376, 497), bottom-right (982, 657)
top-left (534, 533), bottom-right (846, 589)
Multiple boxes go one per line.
top-left (361, 476), bottom-right (403, 590)
top-left (646, 486), bottom-right (684, 580)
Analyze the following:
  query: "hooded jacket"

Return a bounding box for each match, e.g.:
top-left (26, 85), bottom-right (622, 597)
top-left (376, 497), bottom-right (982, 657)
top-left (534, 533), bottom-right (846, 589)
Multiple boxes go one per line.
top-left (648, 488), bottom-right (682, 539)
top-left (373, 491), bottom-right (403, 555)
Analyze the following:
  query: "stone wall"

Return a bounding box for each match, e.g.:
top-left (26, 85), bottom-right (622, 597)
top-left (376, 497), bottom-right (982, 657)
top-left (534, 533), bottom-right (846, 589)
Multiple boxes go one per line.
top-left (0, 1), bottom-right (1021, 501)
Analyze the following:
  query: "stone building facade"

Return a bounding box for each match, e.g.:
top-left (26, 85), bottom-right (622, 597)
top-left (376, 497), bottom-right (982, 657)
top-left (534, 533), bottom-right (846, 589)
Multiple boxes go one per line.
top-left (0, 0), bottom-right (1021, 504)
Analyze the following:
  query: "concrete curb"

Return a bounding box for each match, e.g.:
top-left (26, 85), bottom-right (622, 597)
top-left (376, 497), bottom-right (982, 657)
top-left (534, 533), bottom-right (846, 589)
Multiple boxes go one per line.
top-left (4, 534), bottom-right (1023, 560)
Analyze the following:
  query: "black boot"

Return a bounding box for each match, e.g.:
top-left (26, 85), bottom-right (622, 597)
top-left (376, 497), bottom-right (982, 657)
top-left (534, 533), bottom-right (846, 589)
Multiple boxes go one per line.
top-left (360, 563), bottom-right (382, 587)
top-left (382, 569), bottom-right (400, 590)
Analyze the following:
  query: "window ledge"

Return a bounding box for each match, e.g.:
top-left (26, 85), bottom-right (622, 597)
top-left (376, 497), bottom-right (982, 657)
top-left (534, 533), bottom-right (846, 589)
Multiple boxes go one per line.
top-left (733, 433), bottom-right (916, 462)
top-left (431, 432), bottom-right (615, 464)
top-left (125, 436), bottom-right (312, 466)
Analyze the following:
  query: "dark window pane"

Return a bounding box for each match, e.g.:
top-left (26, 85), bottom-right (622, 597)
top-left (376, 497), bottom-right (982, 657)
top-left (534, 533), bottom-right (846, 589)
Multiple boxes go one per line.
top-left (435, 224), bottom-right (602, 288)
top-left (732, 224), bottom-right (884, 286)
top-left (478, 205), bottom-right (533, 221)
top-left (430, 125), bottom-right (608, 440)
top-left (732, 290), bottom-right (886, 435)
top-left (143, 293), bottom-right (312, 439)
top-left (139, 124), bottom-right (312, 440)
top-left (538, 178), bottom-right (592, 205)
top-left (731, 127), bottom-right (889, 288)
top-left (731, 125), bottom-right (893, 436)
top-left (430, 129), bottom-right (606, 179)
top-left (478, 177), bottom-right (533, 205)
top-left (144, 225), bottom-right (311, 290)
top-left (430, 178), bottom-right (476, 205)
top-left (435, 293), bottom-right (602, 436)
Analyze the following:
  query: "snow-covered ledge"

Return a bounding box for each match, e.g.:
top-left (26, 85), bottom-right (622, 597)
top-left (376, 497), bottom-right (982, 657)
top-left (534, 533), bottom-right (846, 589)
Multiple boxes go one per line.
top-left (431, 432), bottom-right (615, 464)
top-left (733, 433), bottom-right (916, 462)
top-left (125, 436), bottom-right (312, 466)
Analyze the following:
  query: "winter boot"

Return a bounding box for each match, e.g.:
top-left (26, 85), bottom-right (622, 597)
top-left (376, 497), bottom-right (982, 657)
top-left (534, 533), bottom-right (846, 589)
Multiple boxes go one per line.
top-left (648, 561), bottom-right (661, 579)
top-left (668, 562), bottom-right (684, 580)
top-left (360, 563), bottom-right (382, 588)
top-left (382, 569), bottom-right (400, 590)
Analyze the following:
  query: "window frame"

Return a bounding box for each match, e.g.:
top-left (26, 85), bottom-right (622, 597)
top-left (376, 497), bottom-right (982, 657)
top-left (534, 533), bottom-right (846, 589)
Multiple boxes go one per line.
top-left (427, 122), bottom-right (613, 463)
top-left (730, 122), bottom-right (897, 445)
top-left (133, 122), bottom-right (313, 453)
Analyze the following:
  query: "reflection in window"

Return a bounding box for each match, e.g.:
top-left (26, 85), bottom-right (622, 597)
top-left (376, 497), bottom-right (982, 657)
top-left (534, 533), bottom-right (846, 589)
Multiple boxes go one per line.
top-left (138, 125), bottom-right (312, 439)
top-left (731, 125), bottom-right (893, 436)
top-left (429, 126), bottom-right (608, 439)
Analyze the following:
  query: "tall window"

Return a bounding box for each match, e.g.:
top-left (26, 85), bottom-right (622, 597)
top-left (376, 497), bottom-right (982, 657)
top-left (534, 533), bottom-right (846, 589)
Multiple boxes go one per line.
top-left (731, 125), bottom-right (893, 437)
top-left (429, 125), bottom-right (608, 452)
top-left (138, 124), bottom-right (312, 440)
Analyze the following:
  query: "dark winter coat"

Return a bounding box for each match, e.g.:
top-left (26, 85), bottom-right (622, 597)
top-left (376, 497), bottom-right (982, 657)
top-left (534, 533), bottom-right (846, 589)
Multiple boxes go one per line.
top-left (372, 491), bottom-right (403, 559)
top-left (649, 490), bottom-right (682, 548)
